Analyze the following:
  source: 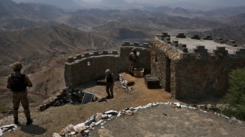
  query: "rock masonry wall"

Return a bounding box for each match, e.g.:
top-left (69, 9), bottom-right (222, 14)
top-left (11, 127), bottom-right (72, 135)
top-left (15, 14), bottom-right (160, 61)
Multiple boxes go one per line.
top-left (151, 33), bottom-right (245, 99)
top-left (65, 42), bottom-right (151, 88)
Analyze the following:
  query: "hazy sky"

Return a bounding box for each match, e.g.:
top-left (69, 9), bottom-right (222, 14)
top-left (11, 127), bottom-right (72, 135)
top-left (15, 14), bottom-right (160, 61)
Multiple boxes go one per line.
top-left (12, 0), bottom-right (245, 8)
top-left (82, 0), bottom-right (245, 7)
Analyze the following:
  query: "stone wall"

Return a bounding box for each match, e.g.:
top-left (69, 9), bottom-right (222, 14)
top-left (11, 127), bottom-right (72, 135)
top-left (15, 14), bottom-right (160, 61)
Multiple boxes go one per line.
top-left (151, 33), bottom-right (245, 99)
top-left (174, 55), bottom-right (245, 99)
top-left (150, 39), bottom-right (181, 98)
top-left (65, 42), bottom-right (151, 87)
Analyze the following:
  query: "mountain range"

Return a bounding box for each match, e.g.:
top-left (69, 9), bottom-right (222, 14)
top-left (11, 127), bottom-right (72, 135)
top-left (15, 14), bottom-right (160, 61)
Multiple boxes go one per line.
top-left (1, 0), bottom-right (245, 95)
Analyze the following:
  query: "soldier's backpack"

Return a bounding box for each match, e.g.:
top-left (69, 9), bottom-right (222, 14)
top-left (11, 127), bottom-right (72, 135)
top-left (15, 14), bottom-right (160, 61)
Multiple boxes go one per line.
top-left (10, 74), bottom-right (27, 92)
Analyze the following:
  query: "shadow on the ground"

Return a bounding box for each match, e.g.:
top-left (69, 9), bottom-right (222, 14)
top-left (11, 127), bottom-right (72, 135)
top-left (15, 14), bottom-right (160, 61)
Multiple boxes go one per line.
top-left (75, 81), bottom-right (98, 90)
top-left (19, 124), bottom-right (46, 135)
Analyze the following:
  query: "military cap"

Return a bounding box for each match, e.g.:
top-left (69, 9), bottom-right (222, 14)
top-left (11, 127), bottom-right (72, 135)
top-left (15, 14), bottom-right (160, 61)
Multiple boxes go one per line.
top-left (10, 62), bottom-right (23, 70)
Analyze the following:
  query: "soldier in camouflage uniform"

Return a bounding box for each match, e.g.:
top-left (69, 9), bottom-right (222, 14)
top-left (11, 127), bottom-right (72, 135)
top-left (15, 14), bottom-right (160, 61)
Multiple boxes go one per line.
top-left (105, 69), bottom-right (115, 99)
top-left (7, 62), bottom-right (33, 125)
top-left (128, 48), bottom-right (137, 76)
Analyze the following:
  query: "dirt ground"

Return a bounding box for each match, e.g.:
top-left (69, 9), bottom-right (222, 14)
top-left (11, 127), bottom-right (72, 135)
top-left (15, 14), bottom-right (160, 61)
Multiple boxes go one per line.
top-left (91, 105), bottom-right (245, 137)
top-left (0, 77), bottom-right (244, 137)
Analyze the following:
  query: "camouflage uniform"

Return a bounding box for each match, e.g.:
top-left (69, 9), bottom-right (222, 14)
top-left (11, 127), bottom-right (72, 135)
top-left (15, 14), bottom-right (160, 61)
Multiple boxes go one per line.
top-left (105, 69), bottom-right (114, 99)
top-left (7, 62), bottom-right (33, 124)
top-left (129, 49), bottom-right (137, 75)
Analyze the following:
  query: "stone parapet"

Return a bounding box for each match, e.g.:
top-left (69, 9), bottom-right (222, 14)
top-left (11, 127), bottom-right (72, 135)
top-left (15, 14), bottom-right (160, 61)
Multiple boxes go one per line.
top-left (154, 33), bottom-right (245, 58)
top-left (65, 44), bottom-right (151, 88)
top-left (151, 33), bottom-right (245, 99)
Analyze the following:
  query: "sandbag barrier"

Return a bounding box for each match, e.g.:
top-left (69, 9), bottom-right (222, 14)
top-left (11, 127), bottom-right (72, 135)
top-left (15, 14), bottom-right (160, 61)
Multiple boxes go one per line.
top-left (0, 124), bottom-right (17, 136)
top-left (52, 102), bottom-right (244, 137)
top-left (119, 74), bottom-right (133, 94)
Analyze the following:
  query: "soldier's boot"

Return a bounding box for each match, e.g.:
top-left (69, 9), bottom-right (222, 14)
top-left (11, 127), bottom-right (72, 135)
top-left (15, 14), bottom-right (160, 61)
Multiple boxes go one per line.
top-left (24, 107), bottom-right (32, 125)
top-left (13, 107), bottom-right (19, 124)
top-left (14, 117), bottom-right (19, 125)
top-left (26, 118), bottom-right (33, 125)
top-left (111, 92), bottom-right (114, 99)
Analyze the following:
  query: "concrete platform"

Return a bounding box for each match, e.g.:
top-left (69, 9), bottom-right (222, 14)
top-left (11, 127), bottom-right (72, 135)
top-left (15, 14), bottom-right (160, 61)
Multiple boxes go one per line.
top-left (171, 37), bottom-right (238, 54)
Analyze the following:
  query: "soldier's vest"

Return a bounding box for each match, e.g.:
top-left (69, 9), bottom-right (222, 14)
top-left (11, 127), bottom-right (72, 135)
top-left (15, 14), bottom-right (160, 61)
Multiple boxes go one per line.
top-left (106, 73), bottom-right (113, 83)
top-left (10, 74), bottom-right (27, 92)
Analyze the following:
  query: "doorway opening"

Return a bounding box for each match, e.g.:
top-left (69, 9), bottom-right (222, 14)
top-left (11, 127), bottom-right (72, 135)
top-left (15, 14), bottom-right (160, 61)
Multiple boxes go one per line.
top-left (165, 57), bottom-right (171, 92)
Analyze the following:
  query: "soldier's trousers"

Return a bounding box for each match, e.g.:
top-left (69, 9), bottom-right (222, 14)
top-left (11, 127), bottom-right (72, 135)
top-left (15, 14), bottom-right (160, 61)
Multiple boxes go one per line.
top-left (129, 61), bottom-right (136, 73)
top-left (12, 91), bottom-right (31, 118)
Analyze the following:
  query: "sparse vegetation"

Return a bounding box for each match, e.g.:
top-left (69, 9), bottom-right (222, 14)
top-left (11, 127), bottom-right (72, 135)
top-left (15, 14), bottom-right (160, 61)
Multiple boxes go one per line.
top-left (0, 103), bottom-right (8, 113)
top-left (220, 68), bottom-right (245, 120)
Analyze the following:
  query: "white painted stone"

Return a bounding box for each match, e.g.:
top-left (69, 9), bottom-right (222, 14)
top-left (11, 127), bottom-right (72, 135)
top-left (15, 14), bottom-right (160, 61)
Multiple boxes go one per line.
top-left (174, 103), bottom-right (181, 108)
top-left (95, 120), bottom-right (104, 126)
top-left (84, 130), bottom-right (90, 133)
top-left (0, 129), bottom-right (3, 136)
top-left (117, 111), bottom-right (122, 117)
top-left (181, 105), bottom-right (187, 108)
top-left (73, 123), bottom-right (86, 132)
top-left (105, 110), bottom-right (118, 115)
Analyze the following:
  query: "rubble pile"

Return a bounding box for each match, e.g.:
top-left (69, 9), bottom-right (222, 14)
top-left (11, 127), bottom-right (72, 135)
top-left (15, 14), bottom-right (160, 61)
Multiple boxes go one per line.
top-left (0, 124), bottom-right (17, 136)
top-left (38, 88), bottom-right (98, 111)
top-left (53, 102), bottom-right (245, 137)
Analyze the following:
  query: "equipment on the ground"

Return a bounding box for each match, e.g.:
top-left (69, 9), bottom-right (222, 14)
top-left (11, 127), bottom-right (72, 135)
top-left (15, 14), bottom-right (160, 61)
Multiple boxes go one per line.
top-left (82, 92), bottom-right (94, 104)
top-left (144, 75), bottom-right (161, 89)
top-left (133, 68), bottom-right (144, 77)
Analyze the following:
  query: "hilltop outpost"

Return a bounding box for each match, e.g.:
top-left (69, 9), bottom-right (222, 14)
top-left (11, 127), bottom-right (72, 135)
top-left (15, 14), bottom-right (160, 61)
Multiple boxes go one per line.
top-left (64, 33), bottom-right (245, 99)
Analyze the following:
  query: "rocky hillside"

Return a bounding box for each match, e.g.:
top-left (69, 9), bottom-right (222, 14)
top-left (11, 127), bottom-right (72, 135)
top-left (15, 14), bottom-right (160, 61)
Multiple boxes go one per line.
top-left (67, 9), bottom-right (226, 32)
top-left (222, 13), bottom-right (245, 26)
top-left (0, 24), bottom-right (121, 96)
top-left (0, 0), bottom-right (65, 31)
top-left (13, 0), bottom-right (83, 10)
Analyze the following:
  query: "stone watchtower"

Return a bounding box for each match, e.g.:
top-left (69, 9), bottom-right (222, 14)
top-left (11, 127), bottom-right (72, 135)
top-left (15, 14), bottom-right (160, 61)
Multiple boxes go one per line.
top-left (151, 33), bottom-right (245, 99)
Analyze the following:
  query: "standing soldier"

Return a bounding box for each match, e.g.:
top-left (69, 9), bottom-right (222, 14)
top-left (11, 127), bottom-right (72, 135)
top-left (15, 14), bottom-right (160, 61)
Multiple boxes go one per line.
top-left (105, 69), bottom-right (114, 99)
top-left (128, 48), bottom-right (137, 76)
top-left (7, 62), bottom-right (33, 125)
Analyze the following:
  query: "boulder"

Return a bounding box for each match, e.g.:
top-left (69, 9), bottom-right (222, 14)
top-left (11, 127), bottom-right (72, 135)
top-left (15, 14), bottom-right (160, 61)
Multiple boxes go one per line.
top-left (52, 133), bottom-right (61, 137)
top-left (73, 123), bottom-right (86, 133)
top-left (95, 113), bottom-right (103, 122)
top-left (95, 120), bottom-right (104, 126)
top-left (124, 111), bottom-right (133, 116)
